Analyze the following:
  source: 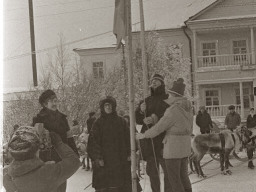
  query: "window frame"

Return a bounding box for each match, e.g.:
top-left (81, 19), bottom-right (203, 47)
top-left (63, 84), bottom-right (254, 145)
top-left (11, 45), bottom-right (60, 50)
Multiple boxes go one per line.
top-left (92, 61), bottom-right (104, 79)
top-left (203, 88), bottom-right (221, 107)
top-left (200, 40), bottom-right (219, 66)
top-left (234, 86), bottom-right (251, 109)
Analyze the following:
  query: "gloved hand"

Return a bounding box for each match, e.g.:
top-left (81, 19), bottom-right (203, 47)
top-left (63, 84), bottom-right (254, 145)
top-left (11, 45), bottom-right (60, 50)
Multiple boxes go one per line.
top-left (49, 132), bottom-right (62, 146)
top-left (93, 159), bottom-right (104, 168)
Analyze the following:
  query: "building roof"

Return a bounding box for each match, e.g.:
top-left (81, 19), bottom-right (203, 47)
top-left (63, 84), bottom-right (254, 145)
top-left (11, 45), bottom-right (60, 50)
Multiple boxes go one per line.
top-left (74, 0), bottom-right (217, 50)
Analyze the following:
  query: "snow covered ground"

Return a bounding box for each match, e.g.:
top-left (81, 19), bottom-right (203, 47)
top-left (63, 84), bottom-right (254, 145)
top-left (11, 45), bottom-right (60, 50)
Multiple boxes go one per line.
top-left (67, 155), bottom-right (256, 192)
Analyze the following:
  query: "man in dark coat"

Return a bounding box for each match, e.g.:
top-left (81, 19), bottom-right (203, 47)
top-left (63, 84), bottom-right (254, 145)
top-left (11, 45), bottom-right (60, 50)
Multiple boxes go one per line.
top-left (225, 105), bottom-right (241, 131)
top-left (135, 74), bottom-right (171, 192)
top-left (32, 89), bottom-right (79, 192)
top-left (85, 112), bottom-right (96, 171)
top-left (196, 106), bottom-right (213, 134)
top-left (246, 108), bottom-right (256, 169)
top-left (88, 96), bottom-right (131, 192)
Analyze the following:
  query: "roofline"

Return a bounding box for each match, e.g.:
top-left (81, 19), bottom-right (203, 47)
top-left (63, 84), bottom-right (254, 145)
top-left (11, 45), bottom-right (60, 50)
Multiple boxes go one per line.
top-left (73, 27), bottom-right (183, 52)
top-left (185, 0), bottom-right (222, 23)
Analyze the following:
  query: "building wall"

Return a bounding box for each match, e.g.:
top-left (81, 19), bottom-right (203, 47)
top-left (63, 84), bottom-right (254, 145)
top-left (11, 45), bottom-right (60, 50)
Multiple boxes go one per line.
top-left (76, 28), bottom-right (191, 77)
top-left (196, 0), bottom-right (256, 20)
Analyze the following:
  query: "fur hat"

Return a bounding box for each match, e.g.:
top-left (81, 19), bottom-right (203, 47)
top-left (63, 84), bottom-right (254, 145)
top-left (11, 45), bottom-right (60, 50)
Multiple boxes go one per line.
top-left (39, 89), bottom-right (57, 106)
top-left (151, 74), bottom-right (164, 84)
top-left (99, 96), bottom-right (117, 113)
top-left (8, 126), bottom-right (40, 161)
top-left (228, 105), bottom-right (235, 110)
top-left (168, 78), bottom-right (185, 96)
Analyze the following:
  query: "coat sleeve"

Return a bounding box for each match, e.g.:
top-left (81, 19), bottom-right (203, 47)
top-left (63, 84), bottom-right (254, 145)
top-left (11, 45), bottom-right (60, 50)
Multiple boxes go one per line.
top-left (144, 107), bottom-right (176, 139)
top-left (46, 141), bottom-right (80, 187)
top-left (225, 115), bottom-right (229, 126)
top-left (135, 104), bottom-right (145, 125)
top-left (196, 114), bottom-right (200, 127)
top-left (87, 121), bottom-right (103, 161)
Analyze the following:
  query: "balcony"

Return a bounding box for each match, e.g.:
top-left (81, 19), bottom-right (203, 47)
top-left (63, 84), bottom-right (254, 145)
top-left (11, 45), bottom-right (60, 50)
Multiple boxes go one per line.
top-left (206, 104), bottom-right (241, 117)
top-left (197, 53), bottom-right (253, 68)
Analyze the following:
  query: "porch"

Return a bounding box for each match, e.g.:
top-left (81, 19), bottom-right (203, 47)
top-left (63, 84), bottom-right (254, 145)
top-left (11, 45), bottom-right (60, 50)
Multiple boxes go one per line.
top-left (206, 104), bottom-right (241, 117)
top-left (197, 53), bottom-right (254, 68)
top-left (195, 80), bottom-right (256, 119)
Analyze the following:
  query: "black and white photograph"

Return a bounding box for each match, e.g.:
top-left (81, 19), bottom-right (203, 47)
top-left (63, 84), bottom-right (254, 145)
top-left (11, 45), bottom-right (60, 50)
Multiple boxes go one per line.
top-left (2, 0), bottom-right (256, 191)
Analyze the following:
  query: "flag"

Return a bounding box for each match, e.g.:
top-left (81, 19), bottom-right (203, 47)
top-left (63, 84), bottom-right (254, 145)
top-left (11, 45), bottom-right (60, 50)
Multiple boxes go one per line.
top-left (113, 0), bottom-right (127, 49)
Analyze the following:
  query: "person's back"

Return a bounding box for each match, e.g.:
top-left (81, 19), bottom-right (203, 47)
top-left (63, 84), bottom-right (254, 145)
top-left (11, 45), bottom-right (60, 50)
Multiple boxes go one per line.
top-left (3, 126), bottom-right (80, 192)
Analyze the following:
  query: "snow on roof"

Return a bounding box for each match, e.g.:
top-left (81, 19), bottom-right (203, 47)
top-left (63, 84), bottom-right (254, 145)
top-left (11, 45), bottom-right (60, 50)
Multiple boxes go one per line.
top-left (75, 0), bottom-right (217, 50)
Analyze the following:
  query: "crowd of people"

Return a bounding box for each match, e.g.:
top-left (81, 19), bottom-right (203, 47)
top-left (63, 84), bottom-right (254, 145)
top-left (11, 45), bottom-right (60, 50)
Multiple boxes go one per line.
top-left (3, 74), bottom-right (256, 192)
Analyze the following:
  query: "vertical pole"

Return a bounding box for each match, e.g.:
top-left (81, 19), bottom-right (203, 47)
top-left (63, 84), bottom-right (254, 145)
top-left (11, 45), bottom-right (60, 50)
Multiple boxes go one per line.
top-left (192, 30), bottom-right (198, 70)
top-left (253, 79), bottom-right (256, 111)
top-left (28, 0), bottom-right (38, 86)
top-left (126, 0), bottom-right (137, 191)
top-left (250, 27), bottom-right (255, 64)
top-left (139, 0), bottom-right (149, 97)
top-left (239, 81), bottom-right (244, 118)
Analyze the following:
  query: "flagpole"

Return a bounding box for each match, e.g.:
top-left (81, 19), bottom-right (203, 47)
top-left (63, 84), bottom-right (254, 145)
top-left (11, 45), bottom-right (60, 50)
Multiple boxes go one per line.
top-left (126, 0), bottom-right (137, 191)
top-left (139, 0), bottom-right (149, 97)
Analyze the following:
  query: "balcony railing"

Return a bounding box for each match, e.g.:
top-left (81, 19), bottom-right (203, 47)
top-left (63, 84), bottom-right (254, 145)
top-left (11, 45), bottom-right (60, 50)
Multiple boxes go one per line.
top-left (197, 53), bottom-right (252, 68)
top-left (205, 105), bottom-right (241, 117)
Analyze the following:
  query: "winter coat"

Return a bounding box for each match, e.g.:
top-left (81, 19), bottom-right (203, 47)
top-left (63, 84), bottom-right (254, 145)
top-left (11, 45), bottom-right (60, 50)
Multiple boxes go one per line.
top-left (3, 141), bottom-right (80, 192)
top-left (196, 111), bottom-right (213, 132)
top-left (88, 97), bottom-right (130, 190)
top-left (144, 97), bottom-right (193, 159)
top-left (87, 117), bottom-right (96, 133)
top-left (32, 108), bottom-right (79, 162)
top-left (225, 112), bottom-right (241, 130)
top-left (135, 84), bottom-right (169, 160)
top-left (247, 114), bottom-right (256, 128)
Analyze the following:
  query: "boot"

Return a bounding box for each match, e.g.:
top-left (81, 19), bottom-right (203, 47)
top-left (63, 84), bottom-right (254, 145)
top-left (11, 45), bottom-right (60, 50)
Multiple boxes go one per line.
top-left (248, 161), bottom-right (255, 169)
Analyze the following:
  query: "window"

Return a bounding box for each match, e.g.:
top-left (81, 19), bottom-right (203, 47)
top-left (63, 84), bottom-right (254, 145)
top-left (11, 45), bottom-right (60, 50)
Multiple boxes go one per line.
top-left (205, 90), bottom-right (220, 106)
top-left (202, 42), bottom-right (217, 65)
top-left (235, 88), bottom-right (250, 108)
top-left (233, 40), bottom-right (247, 62)
top-left (93, 62), bottom-right (104, 79)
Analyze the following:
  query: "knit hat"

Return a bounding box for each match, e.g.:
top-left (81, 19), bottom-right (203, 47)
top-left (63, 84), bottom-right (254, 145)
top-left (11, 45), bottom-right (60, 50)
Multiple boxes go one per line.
top-left (8, 126), bottom-right (40, 161)
top-left (167, 78), bottom-right (185, 96)
top-left (39, 89), bottom-right (57, 106)
top-left (228, 105), bottom-right (235, 110)
top-left (151, 74), bottom-right (164, 84)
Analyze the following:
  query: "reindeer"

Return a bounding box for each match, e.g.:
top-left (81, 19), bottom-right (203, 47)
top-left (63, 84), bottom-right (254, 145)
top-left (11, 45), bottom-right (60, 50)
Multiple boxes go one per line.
top-left (190, 126), bottom-right (251, 177)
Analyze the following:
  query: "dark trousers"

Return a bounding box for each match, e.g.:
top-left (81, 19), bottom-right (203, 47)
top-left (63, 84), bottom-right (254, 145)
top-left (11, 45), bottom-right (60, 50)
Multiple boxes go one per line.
top-left (87, 157), bottom-right (91, 168)
top-left (146, 157), bottom-right (172, 192)
top-left (165, 158), bottom-right (192, 192)
top-left (247, 148), bottom-right (254, 166)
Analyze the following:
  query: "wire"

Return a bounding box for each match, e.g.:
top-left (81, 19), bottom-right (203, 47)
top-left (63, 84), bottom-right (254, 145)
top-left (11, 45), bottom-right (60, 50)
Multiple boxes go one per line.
top-left (4, 21), bottom-right (141, 61)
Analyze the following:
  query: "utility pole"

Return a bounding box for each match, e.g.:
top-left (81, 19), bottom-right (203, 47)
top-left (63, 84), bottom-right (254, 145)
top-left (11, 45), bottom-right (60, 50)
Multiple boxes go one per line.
top-left (139, 0), bottom-right (149, 97)
top-left (126, 0), bottom-right (137, 191)
top-left (28, 0), bottom-right (38, 86)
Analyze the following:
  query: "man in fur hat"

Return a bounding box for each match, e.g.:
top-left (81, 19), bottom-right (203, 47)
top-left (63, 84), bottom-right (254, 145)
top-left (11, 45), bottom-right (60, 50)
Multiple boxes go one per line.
top-left (135, 74), bottom-right (171, 192)
top-left (3, 126), bottom-right (80, 192)
top-left (88, 96), bottom-right (135, 192)
top-left (32, 89), bottom-right (79, 192)
top-left (137, 78), bottom-right (193, 192)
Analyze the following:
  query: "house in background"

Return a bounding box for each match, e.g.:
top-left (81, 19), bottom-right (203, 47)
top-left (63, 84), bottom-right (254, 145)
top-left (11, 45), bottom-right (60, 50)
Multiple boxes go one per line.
top-left (186, 0), bottom-right (256, 119)
top-left (73, 0), bottom-right (256, 120)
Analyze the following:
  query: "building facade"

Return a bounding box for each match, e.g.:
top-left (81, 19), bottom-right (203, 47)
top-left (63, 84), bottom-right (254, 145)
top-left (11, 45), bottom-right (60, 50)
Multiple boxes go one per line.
top-left (74, 0), bottom-right (256, 119)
